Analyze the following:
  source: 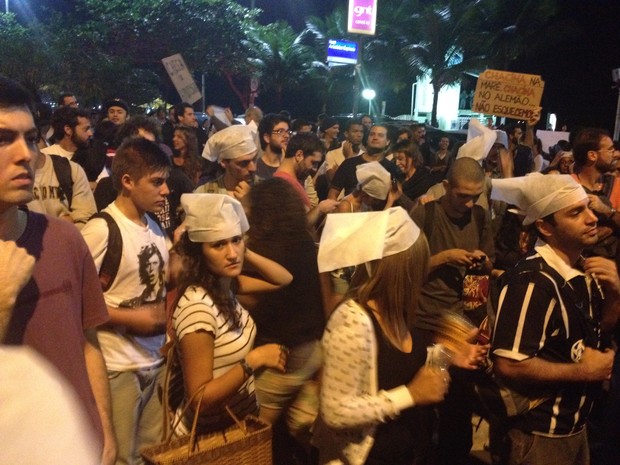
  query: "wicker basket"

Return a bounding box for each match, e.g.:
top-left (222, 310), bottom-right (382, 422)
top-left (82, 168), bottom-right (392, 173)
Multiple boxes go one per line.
top-left (141, 413), bottom-right (272, 465)
top-left (141, 349), bottom-right (272, 465)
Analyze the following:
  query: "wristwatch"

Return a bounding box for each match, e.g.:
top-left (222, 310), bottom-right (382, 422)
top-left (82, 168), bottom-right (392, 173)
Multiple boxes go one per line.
top-left (240, 358), bottom-right (254, 378)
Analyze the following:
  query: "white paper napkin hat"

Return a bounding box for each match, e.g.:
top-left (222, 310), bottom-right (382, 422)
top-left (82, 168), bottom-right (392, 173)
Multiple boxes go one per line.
top-left (181, 193), bottom-right (249, 242)
top-left (490, 173), bottom-right (587, 225)
top-left (356, 161), bottom-right (391, 200)
top-left (317, 207), bottom-right (420, 272)
top-left (202, 125), bottom-right (257, 162)
top-left (457, 119), bottom-right (497, 161)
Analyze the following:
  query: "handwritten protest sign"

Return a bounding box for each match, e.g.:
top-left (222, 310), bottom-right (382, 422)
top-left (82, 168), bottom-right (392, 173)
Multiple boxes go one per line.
top-left (472, 70), bottom-right (545, 125)
top-left (162, 54), bottom-right (201, 104)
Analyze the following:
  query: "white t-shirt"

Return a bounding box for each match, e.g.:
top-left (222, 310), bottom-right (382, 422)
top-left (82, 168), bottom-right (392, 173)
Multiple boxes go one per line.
top-left (81, 202), bottom-right (169, 370)
top-left (41, 143), bottom-right (74, 160)
top-left (0, 346), bottom-right (100, 465)
top-left (27, 154), bottom-right (97, 229)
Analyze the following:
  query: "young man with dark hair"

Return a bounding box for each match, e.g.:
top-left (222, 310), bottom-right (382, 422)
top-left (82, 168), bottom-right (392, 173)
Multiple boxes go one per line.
top-left (81, 137), bottom-right (171, 465)
top-left (256, 113), bottom-right (290, 181)
top-left (173, 101), bottom-right (207, 153)
top-left (328, 124), bottom-right (398, 200)
top-left (44, 105), bottom-right (93, 159)
top-left (58, 91), bottom-right (78, 108)
top-left (275, 132), bottom-right (337, 229)
top-left (323, 119), bottom-right (364, 182)
top-left (0, 75), bottom-right (116, 464)
top-left (490, 174), bottom-right (619, 465)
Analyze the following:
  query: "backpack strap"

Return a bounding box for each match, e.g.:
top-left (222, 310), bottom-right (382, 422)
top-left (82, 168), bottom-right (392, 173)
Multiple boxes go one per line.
top-left (91, 211), bottom-right (122, 292)
top-left (422, 200), bottom-right (436, 239)
top-left (49, 154), bottom-right (73, 209)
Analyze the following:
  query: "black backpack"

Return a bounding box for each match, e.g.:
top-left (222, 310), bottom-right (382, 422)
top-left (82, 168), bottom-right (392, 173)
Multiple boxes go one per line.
top-left (90, 211), bottom-right (164, 292)
top-left (50, 154), bottom-right (73, 208)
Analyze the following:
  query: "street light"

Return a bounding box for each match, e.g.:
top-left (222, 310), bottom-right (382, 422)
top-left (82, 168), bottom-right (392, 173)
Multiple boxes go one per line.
top-left (362, 88), bottom-right (376, 115)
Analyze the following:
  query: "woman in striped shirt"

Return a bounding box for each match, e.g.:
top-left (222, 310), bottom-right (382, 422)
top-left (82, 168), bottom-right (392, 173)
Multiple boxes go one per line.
top-left (170, 193), bottom-right (292, 433)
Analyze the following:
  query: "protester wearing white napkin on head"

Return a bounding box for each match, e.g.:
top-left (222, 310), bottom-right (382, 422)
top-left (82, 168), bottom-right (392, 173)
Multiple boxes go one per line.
top-left (334, 161), bottom-right (397, 213)
top-left (314, 207), bottom-right (450, 465)
top-left (195, 125), bottom-right (258, 199)
top-left (169, 192), bottom-right (292, 434)
top-left (488, 173), bottom-right (619, 465)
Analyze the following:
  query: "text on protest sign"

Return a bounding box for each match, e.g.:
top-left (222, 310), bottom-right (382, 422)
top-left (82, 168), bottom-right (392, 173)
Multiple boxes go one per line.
top-left (162, 54), bottom-right (202, 104)
top-left (472, 70), bottom-right (545, 125)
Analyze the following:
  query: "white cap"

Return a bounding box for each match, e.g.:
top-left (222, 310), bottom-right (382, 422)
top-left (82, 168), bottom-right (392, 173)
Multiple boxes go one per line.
top-left (356, 162), bottom-right (391, 200)
top-left (490, 173), bottom-right (587, 225)
top-left (181, 193), bottom-right (249, 242)
top-left (457, 119), bottom-right (497, 162)
top-left (201, 125), bottom-right (257, 162)
top-left (317, 207), bottom-right (420, 272)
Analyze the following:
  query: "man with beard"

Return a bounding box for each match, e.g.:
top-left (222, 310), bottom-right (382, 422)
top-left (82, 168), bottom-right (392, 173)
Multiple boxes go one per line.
top-left (570, 129), bottom-right (620, 259)
top-left (43, 106), bottom-right (93, 160)
top-left (196, 125), bottom-right (258, 209)
top-left (256, 113), bottom-right (290, 181)
top-left (29, 106), bottom-right (96, 229)
top-left (411, 122), bottom-right (433, 167)
top-left (275, 132), bottom-right (338, 230)
top-left (489, 174), bottom-right (619, 465)
top-left (327, 124), bottom-right (398, 200)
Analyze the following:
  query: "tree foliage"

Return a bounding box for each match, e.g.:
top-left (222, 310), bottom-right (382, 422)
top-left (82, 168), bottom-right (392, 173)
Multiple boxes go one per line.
top-left (246, 21), bottom-right (327, 108)
top-left (0, 0), bottom-right (561, 119)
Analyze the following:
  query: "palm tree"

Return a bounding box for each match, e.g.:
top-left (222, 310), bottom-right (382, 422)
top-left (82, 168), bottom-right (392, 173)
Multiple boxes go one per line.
top-left (399, 0), bottom-right (487, 127)
top-left (300, 7), bottom-right (359, 113)
top-left (465, 0), bottom-right (560, 70)
top-left (246, 22), bottom-right (327, 109)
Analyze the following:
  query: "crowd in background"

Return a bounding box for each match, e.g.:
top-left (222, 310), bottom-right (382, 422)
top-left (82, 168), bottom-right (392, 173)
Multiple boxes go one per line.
top-left (3, 76), bottom-right (620, 465)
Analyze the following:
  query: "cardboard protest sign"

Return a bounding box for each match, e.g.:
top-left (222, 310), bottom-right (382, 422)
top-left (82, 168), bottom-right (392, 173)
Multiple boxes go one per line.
top-left (162, 54), bottom-right (202, 104)
top-left (472, 70), bottom-right (545, 125)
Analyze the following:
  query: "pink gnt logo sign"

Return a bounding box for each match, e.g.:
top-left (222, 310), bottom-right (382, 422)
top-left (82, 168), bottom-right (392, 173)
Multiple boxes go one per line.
top-left (348, 0), bottom-right (377, 35)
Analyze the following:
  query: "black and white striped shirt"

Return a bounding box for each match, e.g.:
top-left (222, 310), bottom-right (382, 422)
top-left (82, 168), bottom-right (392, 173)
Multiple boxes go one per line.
top-left (172, 285), bottom-right (259, 433)
top-left (492, 243), bottom-right (603, 436)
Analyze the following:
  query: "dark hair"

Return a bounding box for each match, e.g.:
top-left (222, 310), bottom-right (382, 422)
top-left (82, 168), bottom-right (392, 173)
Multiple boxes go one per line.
top-left (258, 113), bottom-right (290, 150)
top-left (50, 106), bottom-right (90, 143)
top-left (58, 92), bottom-right (75, 106)
top-left (115, 115), bottom-right (161, 145)
top-left (392, 140), bottom-right (424, 168)
top-left (73, 120), bottom-right (119, 181)
top-left (172, 126), bottom-right (202, 185)
top-left (397, 127), bottom-right (414, 140)
top-left (138, 243), bottom-right (165, 300)
top-left (247, 177), bottom-right (311, 242)
top-left (345, 118), bottom-right (363, 132)
top-left (291, 118), bottom-right (312, 132)
top-left (0, 75), bottom-right (35, 113)
top-left (111, 137), bottom-right (171, 191)
top-left (173, 102), bottom-right (192, 123)
top-left (572, 127), bottom-right (611, 167)
top-left (284, 132), bottom-right (324, 159)
top-left (173, 233), bottom-right (241, 329)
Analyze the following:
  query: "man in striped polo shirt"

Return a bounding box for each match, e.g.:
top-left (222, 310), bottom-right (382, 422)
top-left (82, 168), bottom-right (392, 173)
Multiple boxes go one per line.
top-left (490, 174), bottom-right (619, 465)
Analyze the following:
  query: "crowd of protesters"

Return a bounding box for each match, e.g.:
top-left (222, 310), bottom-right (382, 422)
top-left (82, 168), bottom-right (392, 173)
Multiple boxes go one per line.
top-left (2, 73), bottom-right (620, 465)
